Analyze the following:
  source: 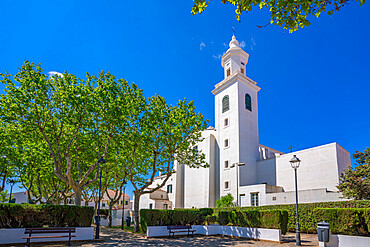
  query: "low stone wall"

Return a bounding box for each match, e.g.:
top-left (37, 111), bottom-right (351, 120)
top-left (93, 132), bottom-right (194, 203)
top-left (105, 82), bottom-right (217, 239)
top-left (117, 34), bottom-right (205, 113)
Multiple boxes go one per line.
top-left (147, 225), bottom-right (281, 242)
top-left (326, 234), bottom-right (370, 247)
top-left (0, 227), bottom-right (94, 245)
top-left (100, 218), bottom-right (122, 226)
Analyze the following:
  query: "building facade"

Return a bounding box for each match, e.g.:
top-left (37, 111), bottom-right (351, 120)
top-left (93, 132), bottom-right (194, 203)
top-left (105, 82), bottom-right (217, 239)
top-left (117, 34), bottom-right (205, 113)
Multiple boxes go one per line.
top-left (143, 34), bottom-right (351, 209)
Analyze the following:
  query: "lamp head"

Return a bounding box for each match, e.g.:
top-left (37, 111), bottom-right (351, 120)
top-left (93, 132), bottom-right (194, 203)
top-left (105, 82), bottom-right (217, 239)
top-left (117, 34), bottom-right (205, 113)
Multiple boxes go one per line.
top-left (290, 155), bottom-right (301, 169)
top-left (9, 179), bottom-right (15, 186)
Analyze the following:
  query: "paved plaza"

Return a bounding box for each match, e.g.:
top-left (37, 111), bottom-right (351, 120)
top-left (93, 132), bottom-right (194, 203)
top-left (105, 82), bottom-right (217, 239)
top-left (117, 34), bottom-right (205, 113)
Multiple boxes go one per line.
top-left (20, 227), bottom-right (319, 247)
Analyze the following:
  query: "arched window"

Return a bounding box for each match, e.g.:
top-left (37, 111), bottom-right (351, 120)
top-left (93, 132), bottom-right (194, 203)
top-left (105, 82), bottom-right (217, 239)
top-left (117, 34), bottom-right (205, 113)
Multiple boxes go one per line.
top-left (222, 95), bottom-right (229, 113)
top-left (245, 93), bottom-right (252, 111)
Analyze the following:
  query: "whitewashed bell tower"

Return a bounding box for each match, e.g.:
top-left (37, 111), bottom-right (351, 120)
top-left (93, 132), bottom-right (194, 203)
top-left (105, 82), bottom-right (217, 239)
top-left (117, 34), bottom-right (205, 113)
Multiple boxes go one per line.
top-left (212, 34), bottom-right (261, 199)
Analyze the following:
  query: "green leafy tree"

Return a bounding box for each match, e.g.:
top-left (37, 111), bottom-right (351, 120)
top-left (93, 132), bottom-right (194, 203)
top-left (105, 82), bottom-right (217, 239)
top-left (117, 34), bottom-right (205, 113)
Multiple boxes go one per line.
top-left (127, 95), bottom-right (209, 232)
top-left (191, 0), bottom-right (366, 33)
top-left (337, 148), bottom-right (370, 200)
top-left (0, 61), bottom-right (141, 205)
top-left (216, 193), bottom-right (236, 208)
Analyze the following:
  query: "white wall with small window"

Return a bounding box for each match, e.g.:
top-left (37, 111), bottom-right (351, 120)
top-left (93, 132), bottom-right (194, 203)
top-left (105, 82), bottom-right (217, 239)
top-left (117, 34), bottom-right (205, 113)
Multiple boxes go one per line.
top-left (224, 181), bottom-right (230, 190)
top-left (224, 118), bottom-right (229, 128)
top-left (224, 160), bottom-right (229, 169)
top-left (224, 139), bottom-right (229, 148)
top-left (238, 184), bottom-right (268, 206)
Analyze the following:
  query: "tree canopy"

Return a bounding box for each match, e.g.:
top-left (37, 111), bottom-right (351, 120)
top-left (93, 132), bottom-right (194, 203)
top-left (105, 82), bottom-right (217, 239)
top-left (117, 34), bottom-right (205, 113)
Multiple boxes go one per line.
top-left (0, 61), bottom-right (143, 205)
top-left (191, 0), bottom-right (366, 33)
top-left (337, 148), bottom-right (370, 200)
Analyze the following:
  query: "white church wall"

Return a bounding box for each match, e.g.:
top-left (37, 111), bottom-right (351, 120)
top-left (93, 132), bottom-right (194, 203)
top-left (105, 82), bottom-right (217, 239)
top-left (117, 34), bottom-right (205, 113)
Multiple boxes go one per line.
top-left (238, 184), bottom-right (268, 206)
top-left (265, 188), bottom-right (345, 205)
top-left (257, 158), bottom-right (277, 185)
top-left (184, 130), bottom-right (213, 208)
top-left (215, 82), bottom-right (240, 200)
top-left (276, 143), bottom-right (347, 192)
top-left (237, 79), bottom-right (260, 186)
top-left (336, 144), bottom-right (351, 179)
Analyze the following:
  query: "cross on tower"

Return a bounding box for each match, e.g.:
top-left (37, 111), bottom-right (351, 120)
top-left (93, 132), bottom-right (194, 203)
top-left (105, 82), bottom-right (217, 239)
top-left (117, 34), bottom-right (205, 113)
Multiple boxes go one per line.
top-left (232, 27), bottom-right (235, 35)
top-left (288, 145), bottom-right (294, 153)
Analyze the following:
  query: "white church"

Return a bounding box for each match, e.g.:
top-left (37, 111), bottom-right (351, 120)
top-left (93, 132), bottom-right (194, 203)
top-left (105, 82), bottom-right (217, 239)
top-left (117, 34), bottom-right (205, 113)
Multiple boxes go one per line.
top-left (138, 34), bottom-right (351, 210)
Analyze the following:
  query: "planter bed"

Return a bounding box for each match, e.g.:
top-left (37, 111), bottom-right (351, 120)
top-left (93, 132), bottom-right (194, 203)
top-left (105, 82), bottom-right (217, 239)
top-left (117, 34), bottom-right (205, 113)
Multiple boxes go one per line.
top-left (326, 234), bottom-right (370, 247)
top-left (147, 225), bottom-right (282, 242)
top-left (0, 227), bottom-right (94, 245)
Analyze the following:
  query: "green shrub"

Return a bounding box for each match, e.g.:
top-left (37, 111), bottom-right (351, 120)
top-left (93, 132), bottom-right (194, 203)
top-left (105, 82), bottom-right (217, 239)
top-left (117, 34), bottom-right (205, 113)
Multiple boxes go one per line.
top-left (140, 208), bottom-right (213, 232)
top-left (42, 204), bottom-right (94, 227)
top-left (213, 200), bottom-right (370, 233)
top-left (314, 208), bottom-right (370, 236)
top-left (205, 214), bottom-right (217, 224)
top-left (218, 209), bottom-right (288, 234)
top-left (0, 203), bottom-right (94, 228)
top-left (140, 208), bottom-right (288, 234)
top-left (99, 209), bottom-right (109, 216)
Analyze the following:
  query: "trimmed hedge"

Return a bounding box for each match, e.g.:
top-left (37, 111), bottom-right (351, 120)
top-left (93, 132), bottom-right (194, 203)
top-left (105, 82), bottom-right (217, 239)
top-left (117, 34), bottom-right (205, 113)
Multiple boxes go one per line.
top-left (99, 209), bottom-right (109, 216)
top-left (213, 200), bottom-right (370, 233)
top-left (314, 208), bottom-right (370, 236)
top-left (0, 203), bottom-right (94, 228)
top-left (218, 210), bottom-right (288, 235)
top-left (140, 208), bottom-right (288, 234)
top-left (140, 208), bottom-right (213, 232)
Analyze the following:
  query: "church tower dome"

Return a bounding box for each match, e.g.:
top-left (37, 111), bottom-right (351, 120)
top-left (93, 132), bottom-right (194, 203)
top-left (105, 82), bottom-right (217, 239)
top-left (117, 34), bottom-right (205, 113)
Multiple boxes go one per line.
top-left (221, 34), bottom-right (249, 79)
top-left (229, 34), bottom-right (239, 48)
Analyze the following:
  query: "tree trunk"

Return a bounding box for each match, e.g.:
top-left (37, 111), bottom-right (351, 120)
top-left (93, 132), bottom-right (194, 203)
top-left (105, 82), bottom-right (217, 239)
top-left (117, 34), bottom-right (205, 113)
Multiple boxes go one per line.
top-left (108, 203), bottom-right (113, 227)
top-left (133, 192), bottom-right (141, 232)
top-left (74, 188), bottom-right (82, 206)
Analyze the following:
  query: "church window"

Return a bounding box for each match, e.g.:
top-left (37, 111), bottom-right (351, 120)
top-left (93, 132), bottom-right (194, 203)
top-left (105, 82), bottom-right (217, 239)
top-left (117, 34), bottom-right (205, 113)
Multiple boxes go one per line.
top-left (222, 95), bottom-right (229, 113)
top-left (149, 203), bottom-right (153, 209)
top-left (224, 160), bottom-right (229, 169)
top-left (251, 193), bottom-right (259, 206)
top-left (272, 197), bottom-right (276, 201)
top-left (167, 184), bottom-right (172, 193)
top-left (224, 139), bottom-right (229, 148)
top-left (224, 118), bottom-right (229, 127)
top-left (241, 67), bottom-right (245, 74)
top-left (226, 68), bottom-right (231, 77)
top-left (161, 194), bottom-right (163, 199)
top-left (245, 93), bottom-right (252, 111)
top-left (241, 62), bottom-right (245, 65)
top-left (225, 181), bottom-right (229, 190)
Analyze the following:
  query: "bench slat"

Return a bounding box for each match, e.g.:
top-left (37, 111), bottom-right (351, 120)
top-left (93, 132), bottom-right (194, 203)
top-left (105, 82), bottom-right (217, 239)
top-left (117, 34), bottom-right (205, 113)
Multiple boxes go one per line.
top-left (23, 235), bottom-right (76, 239)
top-left (24, 228), bottom-right (76, 234)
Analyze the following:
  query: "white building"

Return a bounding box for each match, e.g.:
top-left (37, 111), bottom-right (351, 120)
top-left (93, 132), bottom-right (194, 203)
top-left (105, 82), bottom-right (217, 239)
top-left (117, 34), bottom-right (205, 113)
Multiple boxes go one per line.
top-left (142, 34), bottom-right (351, 209)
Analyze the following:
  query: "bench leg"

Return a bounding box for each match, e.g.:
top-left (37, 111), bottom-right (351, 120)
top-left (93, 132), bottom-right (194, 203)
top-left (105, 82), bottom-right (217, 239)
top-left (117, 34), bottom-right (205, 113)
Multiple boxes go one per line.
top-left (25, 238), bottom-right (30, 247)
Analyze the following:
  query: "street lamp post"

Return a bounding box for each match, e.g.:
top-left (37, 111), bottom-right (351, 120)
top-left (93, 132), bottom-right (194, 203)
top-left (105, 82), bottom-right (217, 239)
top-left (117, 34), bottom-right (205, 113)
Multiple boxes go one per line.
top-left (290, 155), bottom-right (301, 246)
top-left (231, 162), bottom-right (245, 207)
top-left (121, 180), bottom-right (127, 230)
top-left (8, 179), bottom-right (15, 203)
top-left (95, 156), bottom-right (106, 240)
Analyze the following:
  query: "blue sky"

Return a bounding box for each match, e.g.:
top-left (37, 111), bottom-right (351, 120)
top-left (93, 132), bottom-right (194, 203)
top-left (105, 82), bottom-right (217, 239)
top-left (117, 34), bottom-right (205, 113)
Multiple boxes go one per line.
top-left (1, 1), bottom-right (369, 199)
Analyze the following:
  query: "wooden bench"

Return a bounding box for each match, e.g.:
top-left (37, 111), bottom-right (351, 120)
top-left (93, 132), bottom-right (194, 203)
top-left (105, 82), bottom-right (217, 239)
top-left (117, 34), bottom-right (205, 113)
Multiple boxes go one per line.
top-left (167, 225), bottom-right (195, 238)
top-left (23, 227), bottom-right (76, 246)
